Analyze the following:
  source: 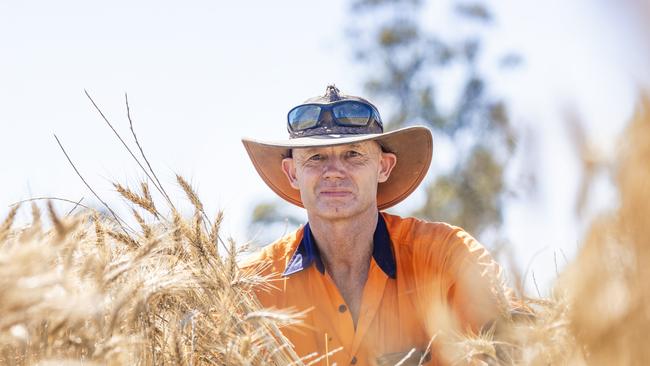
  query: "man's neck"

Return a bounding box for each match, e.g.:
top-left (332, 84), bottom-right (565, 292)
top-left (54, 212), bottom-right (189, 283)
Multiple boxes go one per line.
top-left (307, 207), bottom-right (378, 326)
top-left (307, 207), bottom-right (378, 274)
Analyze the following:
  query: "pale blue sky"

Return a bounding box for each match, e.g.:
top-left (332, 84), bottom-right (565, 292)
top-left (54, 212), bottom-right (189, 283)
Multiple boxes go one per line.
top-left (1, 0), bottom-right (646, 294)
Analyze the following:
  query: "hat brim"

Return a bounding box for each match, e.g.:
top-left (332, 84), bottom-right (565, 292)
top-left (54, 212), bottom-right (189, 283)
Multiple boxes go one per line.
top-left (241, 126), bottom-right (433, 210)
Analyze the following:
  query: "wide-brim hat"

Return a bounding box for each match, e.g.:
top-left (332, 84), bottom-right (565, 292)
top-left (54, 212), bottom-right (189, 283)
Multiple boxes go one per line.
top-left (241, 86), bottom-right (433, 210)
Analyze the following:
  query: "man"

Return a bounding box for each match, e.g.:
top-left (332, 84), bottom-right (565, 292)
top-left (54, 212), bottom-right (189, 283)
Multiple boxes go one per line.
top-left (241, 86), bottom-right (511, 366)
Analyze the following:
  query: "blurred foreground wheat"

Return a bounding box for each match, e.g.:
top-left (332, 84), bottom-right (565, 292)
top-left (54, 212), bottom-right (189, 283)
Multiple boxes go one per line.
top-left (555, 96), bottom-right (650, 365)
top-left (456, 96), bottom-right (650, 365)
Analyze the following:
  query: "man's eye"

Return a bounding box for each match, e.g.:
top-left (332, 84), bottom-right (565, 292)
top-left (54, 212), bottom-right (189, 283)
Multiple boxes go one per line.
top-left (346, 151), bottom-right (361, 158)
top-left (308, 154), bottom-right (323, 161)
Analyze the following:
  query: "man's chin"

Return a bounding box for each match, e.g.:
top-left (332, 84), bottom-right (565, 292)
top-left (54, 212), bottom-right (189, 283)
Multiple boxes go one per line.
top-left (311, 204), bottom-right (357, 220)
top-left (310, 201), bottom-right (376, 221)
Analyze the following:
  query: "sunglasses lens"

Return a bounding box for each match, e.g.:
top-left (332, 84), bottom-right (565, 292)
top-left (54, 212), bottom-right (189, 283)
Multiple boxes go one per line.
top-left (333, 102), bottom-right (372, 126)
top-left (288, 105), bottom-right (322, 131)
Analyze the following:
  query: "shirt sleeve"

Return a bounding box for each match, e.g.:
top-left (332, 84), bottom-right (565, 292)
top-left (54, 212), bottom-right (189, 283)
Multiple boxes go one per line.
top-left (413, 224), bottom-right (510, 337)
top-left (444, 229), bottom-right (510, 334)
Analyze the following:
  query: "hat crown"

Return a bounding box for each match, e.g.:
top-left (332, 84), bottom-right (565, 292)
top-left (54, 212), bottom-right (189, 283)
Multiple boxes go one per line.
top-left (323, 85), bottom-right (342, 101)
top-left (290, 85), bottom-right (384, 139)
top-left (301, 85), bottom-right (379, 109)
top-left (303, 84), bottom-right (347, 104)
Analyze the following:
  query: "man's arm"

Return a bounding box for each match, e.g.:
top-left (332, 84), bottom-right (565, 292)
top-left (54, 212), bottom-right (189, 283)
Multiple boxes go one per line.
top-left (444, 229), bottom-right (511, 334)
top-left (413, 223), bottom-right (511, 339)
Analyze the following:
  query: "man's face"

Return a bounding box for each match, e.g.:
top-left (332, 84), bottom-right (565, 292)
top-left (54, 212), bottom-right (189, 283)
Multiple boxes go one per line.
top-left (281, 141), bottom-right (397, 221)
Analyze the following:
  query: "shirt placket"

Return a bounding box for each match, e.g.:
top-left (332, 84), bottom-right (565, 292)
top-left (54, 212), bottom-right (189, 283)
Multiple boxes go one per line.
top-left (312, 259), bottom-right (389, 365)
top-left (313, 268), bottom-right (356, 359)
top-left (349, 259), bottom-right (388, 359)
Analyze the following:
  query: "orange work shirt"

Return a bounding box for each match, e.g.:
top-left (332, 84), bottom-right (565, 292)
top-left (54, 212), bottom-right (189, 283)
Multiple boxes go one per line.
top-left (240, 212), bottom-right (509, 366)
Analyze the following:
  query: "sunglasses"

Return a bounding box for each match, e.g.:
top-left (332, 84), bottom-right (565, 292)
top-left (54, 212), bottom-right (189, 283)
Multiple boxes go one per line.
top-left (287, 100), bottom-right (383, 133)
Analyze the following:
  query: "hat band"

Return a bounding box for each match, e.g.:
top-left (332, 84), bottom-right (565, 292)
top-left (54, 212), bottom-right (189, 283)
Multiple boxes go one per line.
top-left (290, 123), bottom-right (383, 138)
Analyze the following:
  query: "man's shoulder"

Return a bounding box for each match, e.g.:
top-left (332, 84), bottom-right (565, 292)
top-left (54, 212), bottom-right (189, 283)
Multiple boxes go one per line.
top-left (239, 226), bottom-right (304, 272)
top-left (382, 212), bottom-right (464, 245)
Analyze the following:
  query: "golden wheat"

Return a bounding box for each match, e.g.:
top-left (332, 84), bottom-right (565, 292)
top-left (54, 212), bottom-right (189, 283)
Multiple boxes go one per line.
top-left (455, 96), bottom-right (650, 365)
top-left (0, 178), bottom-right (302, 365)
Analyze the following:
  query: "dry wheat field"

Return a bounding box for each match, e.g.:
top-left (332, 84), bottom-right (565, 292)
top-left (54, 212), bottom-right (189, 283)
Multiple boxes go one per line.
top-left (1, 97), bottom-right (649, 365)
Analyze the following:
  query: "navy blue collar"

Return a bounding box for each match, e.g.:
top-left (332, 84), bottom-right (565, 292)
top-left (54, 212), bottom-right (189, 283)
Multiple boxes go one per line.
top-left (282, 214), bottom-right (396, 279)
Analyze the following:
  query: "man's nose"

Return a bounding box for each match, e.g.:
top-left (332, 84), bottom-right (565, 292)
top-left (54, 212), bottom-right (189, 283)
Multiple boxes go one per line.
top-left (322, 155), bottom-right (345, 179)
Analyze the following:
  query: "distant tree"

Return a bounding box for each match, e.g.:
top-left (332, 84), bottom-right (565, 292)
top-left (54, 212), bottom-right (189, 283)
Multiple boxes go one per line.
top-left (348, 0), bottom-right (521, 239)
top-left (248, 199), bottom-right (304, 247)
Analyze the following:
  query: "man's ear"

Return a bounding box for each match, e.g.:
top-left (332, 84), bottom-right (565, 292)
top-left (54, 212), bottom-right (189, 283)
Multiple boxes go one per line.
top-left (281, 158), bottom-right (300, 189)
top-left (377, 152), bottom-right (397, 183)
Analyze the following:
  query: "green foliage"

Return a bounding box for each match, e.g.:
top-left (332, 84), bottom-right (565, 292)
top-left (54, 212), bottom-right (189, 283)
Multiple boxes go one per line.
top-left (413, 145), bottom-right (504, 234)
top-left (251, 202), bottom-right (303, 227)
top-left (348, 0), bottom-right (520, 238)
top-left (248, 200), bottom-right (304, 246)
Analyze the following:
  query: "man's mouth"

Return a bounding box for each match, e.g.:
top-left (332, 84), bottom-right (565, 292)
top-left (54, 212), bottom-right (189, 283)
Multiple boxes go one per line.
top-left (318, 189), bottom-right (352, 197)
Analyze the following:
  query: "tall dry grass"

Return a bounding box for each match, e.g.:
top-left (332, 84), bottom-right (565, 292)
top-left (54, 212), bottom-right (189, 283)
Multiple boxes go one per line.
top-left (446, 96), bottom-right (650, 365)
top-left (0, 178), bottom-right (302, 365)
top-left (556, 96), bottom-right (650, 365)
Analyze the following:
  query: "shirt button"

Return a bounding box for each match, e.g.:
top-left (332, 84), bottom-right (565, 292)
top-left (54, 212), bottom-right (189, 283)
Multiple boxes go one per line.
top-left (338, 304), bottom-right (347, 313)
top-left (351, 356), bottom-right (357, 364)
